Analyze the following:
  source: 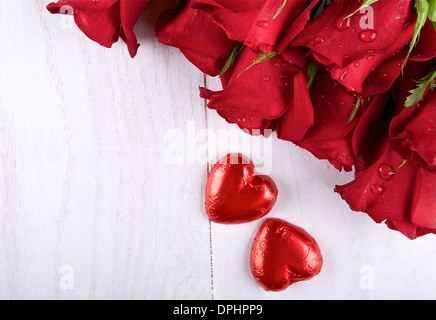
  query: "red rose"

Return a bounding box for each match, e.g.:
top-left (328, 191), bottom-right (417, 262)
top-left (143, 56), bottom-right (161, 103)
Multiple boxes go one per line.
top-left (199, 46), bottom-right (308, 134)
top-left (155, 0), bottom-right (238, 76)
top-left (295, 66), bottom-right (390, 172)
top-left (156, 0), bottom-right (318, 134)
top-left (290, 0), bottom-right (418, 95)
top-left (336, 59), bottom-right (436, 239)
top-left (389, 61), bottom-right (436, 172)
top-left (190, 0), bottom-right (316, 54)
top-left (46, 0), bottom-right (151, 58)
top-left (336, 135), bottom-right (435, 240)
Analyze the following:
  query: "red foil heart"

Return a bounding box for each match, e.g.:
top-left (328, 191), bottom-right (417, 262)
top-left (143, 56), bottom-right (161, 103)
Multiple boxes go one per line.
top-left (251, 218), bottom-right (323, 291)
top-left (205, 153), bottom-right (278, 224)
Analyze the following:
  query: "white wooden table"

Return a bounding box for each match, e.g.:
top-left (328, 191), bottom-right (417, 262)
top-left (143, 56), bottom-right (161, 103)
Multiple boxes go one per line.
top-left (0, 0), bottom-right (435, 300)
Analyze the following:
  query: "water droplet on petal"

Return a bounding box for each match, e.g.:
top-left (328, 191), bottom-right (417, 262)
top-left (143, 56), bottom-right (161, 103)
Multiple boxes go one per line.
top-left (378, 164), bottom-right (394, 181)
top-left (371, 184), bottom-right (384, 194)
top-left (263, 75), bottom-right (271, 82)
top-left (340, 71), bottom-right (348, 82)
top-left (256, 20), bottom-right (270, 29)
top-left (360, 30), bottom-right (377, 42)
top-left (314, 37), bottom-right (324, 44)
top-left (336, 17), bottom-right (351, 31)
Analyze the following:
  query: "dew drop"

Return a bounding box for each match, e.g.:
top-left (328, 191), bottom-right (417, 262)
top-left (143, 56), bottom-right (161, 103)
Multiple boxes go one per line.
top-left (336, 17), bottom-right (351, 31)
top-left (256, 20), bottom-right (270, 29)
top-left (263, 75), bottom-right (271, 82)
top-left (314, 37), bottom-right (324, 44)
top-left (378, 164), bottom-right (395, 181)
top-left (371, 184), bottom-right (384, 194)
top-left (360, 30), bottom-right (377, 42)
top-left (340, 70), bottom-right (348, 82)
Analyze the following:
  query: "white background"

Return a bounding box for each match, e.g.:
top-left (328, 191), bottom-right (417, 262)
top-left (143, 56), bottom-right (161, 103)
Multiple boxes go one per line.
top-left (0, 0), bottom-right (435, 300)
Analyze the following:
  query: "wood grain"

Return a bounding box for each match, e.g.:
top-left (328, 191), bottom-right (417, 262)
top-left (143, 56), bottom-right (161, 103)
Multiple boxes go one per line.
top-left (0, 0), bottom-right (435, 300)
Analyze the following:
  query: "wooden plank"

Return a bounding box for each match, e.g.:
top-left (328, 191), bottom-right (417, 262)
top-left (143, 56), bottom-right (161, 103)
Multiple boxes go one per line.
top-left (0, 0), bottom-right (212, 299)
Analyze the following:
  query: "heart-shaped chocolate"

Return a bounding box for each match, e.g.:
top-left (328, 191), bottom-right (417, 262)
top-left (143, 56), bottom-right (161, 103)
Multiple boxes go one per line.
top-left (251, 218), bottom-right (323, 291)
top-left (205, 153), bottom-right (278, 224)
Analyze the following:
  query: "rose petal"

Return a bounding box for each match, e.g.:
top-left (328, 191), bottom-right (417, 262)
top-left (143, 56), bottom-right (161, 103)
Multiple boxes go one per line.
top-left (390, 91), bottom-right (436, 170)
top-left (202, 47), bottom-right (301, 129)
top-left (297, 68), bottom-right (363, 171)
top-left (290, 0), bottom-right (416, 94)
top-left (156, 2), bottom-right (238, 76)
top-left (277, 72), bottom-right (314, 142)
top-left (191, 0), bottom-right (312, 53)
top-left (336, 136), bottom-right (436, 239)
top-left (47, 0), bottom-right (150, 57)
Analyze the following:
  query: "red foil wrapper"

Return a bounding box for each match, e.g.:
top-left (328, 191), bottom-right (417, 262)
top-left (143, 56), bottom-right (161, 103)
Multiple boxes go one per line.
top-left (251, 218), bottom-right (323, 291)
top-left (205, 153), bottom-right (278, 224)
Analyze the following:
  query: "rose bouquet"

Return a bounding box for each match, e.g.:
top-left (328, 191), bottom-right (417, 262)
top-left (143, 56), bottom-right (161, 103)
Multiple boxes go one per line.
top-left (47, 0), bottom-right (436, 240)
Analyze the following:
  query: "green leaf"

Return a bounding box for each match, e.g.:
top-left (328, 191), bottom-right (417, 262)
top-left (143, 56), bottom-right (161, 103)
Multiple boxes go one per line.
top-left (272, 0), bottom-right (287, 21)
top-left (402, 0), bottom-right (430, 70)
top-left (306, 60), bottom-right (318, 90)
top-left (404, 64), bottom-right (436, 108)
top-left (220, 43), bottom-right (244, 78)
top-left (237, 51), bottom-right (278, 78)
top-left (345, 0), bottom-right (379, 19)
top-left (429, 0), bottom-right (436, 21)
top-left (348, 98), bottom-right (363, 123)
top-left (389, 159), bottom-right (408, 173)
